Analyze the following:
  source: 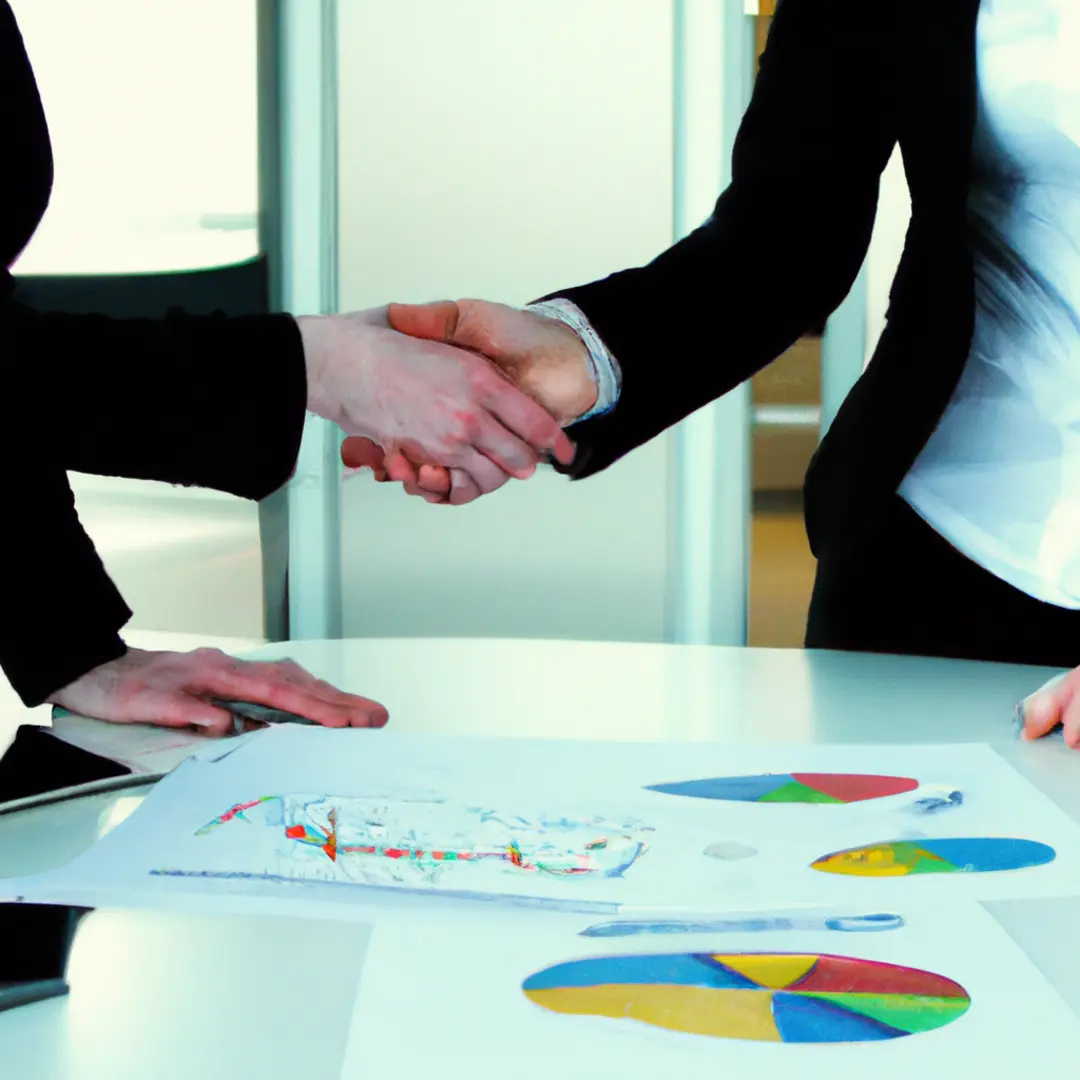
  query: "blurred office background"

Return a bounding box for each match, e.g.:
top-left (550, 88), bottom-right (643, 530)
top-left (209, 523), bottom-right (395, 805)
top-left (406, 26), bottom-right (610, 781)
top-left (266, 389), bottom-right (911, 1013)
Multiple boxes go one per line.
top-left (8, 0), bottom-right (911, 656)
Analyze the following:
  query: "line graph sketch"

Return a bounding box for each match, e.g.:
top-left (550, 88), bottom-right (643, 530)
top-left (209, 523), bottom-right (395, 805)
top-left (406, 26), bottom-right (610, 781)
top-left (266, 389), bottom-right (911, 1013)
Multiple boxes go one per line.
top-left (152, 794), bottom-right (654, 892)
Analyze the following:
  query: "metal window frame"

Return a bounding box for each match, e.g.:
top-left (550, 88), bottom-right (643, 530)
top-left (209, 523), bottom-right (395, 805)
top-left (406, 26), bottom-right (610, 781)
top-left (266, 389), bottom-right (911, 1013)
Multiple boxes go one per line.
top-left (14, 3), bottom-right (345, 649)
top-left (257, 0), bottom-right (343, 643)
top-left (668, 0), bottom-right (868, 646)
top-left (667, 0), bottom-right (756, 646)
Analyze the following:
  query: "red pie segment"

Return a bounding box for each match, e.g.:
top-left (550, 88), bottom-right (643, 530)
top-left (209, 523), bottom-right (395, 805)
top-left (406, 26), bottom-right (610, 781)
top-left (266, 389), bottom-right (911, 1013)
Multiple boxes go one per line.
top-left (791, 773), bottom-right (919, 803)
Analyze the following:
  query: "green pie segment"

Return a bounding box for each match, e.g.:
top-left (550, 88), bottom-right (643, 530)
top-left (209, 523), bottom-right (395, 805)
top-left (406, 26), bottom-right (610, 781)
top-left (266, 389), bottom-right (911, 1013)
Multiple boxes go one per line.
top-left (799, 992), bottom-right (971, 1034)
top-left (757, 781), bottom-right (845, 805)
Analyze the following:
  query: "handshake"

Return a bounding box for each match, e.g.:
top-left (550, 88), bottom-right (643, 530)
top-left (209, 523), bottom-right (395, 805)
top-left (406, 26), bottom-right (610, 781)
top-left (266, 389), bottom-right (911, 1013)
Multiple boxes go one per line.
top-left (300, 298), bottom-right (603, 505)
top-left (44, 297), bottom-right (602, 736)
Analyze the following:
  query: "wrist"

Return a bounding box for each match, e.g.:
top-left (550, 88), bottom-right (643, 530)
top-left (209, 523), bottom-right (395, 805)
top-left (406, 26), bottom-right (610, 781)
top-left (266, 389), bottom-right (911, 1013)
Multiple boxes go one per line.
top-left (44, 640), bottom-right (131, 708)
top-left (526, 299), bottom-right (618, 424)
top-left (560, 346), bottom-right (598, 424)
top-left (297, 315), bottom-right (341, 423)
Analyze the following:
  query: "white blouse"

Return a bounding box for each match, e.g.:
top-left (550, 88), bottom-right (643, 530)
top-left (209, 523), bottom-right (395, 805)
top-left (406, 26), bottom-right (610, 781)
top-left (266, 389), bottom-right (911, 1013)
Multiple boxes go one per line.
top-left (901, 0), bottom-right (1080, 607)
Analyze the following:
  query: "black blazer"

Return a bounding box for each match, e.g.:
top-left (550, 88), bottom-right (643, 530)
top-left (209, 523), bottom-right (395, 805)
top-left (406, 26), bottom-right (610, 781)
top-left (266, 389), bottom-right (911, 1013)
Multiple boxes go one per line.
top-left (0, 3), bottom-right (306, 705)
top-left (553, 0), bottom-right (983, 563)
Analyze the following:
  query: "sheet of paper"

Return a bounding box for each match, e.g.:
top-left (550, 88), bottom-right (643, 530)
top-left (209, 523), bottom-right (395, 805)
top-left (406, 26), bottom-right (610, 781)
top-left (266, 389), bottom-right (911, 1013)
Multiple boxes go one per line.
top-left (49, 709), bottom-right (210, 775)
top-left (342, 900), bottom-right (1080, 1080)
top-left (12, 729), bottom-right (1080, 911)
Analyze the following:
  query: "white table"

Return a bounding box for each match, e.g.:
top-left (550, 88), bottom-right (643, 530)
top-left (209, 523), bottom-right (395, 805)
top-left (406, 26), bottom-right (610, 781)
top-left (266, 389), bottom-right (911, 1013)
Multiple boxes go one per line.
top-left (0, 638), bottom-right (1078, 1079)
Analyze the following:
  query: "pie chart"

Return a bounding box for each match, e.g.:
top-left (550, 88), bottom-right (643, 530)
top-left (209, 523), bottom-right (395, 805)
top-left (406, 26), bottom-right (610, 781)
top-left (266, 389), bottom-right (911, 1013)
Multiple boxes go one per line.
top-left (644, 773), bottom-right (919, 804)
top-left (811, 837), bottom-right (1056, 876)
top-left (523, 952), bottom-right (971, 1043)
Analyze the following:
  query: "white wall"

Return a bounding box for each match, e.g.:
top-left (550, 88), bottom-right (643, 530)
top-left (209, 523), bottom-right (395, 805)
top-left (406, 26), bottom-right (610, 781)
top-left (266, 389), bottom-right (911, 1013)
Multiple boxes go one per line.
top-left (10, 0), bottom-right (259, 275)
top-left (336, 0), bottom-right (680, 642)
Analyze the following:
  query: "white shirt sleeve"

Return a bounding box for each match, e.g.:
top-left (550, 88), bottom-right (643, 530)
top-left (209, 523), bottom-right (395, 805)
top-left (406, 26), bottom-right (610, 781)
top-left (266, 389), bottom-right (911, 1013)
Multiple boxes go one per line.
top-left (525, 298), bottom-right (623, 424)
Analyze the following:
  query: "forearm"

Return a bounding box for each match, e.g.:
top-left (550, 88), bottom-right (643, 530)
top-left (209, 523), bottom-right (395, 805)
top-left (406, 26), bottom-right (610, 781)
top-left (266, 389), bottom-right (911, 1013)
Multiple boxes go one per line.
top-left (3, 305), bottom-right (308, 500)
top-left (537, 0), bottom-right (896, 478)
top-left (552, 185), bottom-right (876, 476)
top-left (0, 421), bottom-right (130, 706)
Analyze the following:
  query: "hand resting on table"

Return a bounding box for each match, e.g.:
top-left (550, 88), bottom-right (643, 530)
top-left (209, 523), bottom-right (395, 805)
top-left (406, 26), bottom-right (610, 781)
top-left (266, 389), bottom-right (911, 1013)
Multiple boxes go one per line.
top-left (1019, 669), bottom-right (1074, 746)
top-left (46, 647), bottom-right (388, 736)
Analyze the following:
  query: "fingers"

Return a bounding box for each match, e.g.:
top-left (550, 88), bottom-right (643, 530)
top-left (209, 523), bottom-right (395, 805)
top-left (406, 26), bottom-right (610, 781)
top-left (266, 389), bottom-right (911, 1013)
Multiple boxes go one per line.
top-left (551, 430), bottom-right (576, 466)
top-left (340, 439), bottom-right (422, 488)
top-left (1061, 694), bottom-right (1080, 749)
top-left (339, 436), bottom-right (484, 505)
top-left (274, 658), bottom-right (391, 729)
top-left (340, 439), bottom-right (389, 482)
top-left (448, 452), bottom-right (514, 504)
top-left (446, 468), bottom-right (481, 505)
top-left (193, 655), bottom-right (390, 730)
top-left (382, 451), bottom-right (421, 486)
top-left (415, 463), bottom-right (452, 497)
top-left (387, 301), bottom-right (462, 344)
top-left (473, 365), bottom-right (572, 466)
top-left (1021, 670), bottom-right (1073, 743)
top-left (403, 478), bottom-right (450, 504)
top-left (465, 412), bottom-right (539, 481)
top-left (340, 436), bottom-right (386, 471)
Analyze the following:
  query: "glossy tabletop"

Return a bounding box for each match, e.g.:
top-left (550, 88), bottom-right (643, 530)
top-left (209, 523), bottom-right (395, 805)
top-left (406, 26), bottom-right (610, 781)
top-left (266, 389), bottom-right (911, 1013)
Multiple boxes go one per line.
top-left (1, 638), bottom-right (1078, 1079)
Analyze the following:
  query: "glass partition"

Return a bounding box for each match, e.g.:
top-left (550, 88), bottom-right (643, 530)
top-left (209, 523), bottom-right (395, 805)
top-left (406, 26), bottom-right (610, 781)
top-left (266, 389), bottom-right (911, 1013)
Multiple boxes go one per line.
top-left (8, 0), bottom-right (266, 642)
top-left (10, 0), bottom-right (259, 276)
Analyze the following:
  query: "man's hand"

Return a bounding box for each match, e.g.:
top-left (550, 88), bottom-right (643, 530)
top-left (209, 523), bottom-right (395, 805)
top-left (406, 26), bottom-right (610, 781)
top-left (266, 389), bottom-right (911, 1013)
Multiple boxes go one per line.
top-left (47, 647), bottom-right (389, 736)
top-left (340, 300), bottom-right (597, 504)
top-left (1019, 669), bottom-right (1078, 746)
top-left (299, 306), bottom-right (575, 503)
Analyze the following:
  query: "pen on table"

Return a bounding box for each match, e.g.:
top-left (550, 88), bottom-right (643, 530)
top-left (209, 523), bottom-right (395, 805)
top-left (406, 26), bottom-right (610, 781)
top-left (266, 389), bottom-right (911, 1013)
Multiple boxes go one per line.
top-left (579, 913), bottom-right (906, 938)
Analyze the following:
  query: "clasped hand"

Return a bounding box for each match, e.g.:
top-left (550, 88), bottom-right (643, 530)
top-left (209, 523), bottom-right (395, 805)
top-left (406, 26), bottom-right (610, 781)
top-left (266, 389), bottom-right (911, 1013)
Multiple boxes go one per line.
top-left (337, 300), bottom-right (597, 504)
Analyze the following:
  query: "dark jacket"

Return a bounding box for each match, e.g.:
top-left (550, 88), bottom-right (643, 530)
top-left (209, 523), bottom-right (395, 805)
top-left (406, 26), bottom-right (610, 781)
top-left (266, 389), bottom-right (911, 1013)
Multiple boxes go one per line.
top-left (1, 2), bottom-right (306, 704)
top-left (554, 0), bottom-right (984, 565)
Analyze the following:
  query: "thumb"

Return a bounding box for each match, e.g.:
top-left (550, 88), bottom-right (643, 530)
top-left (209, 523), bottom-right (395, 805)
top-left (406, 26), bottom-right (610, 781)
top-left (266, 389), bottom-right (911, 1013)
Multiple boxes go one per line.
top-left (388, 300), bottom-right (461, 343)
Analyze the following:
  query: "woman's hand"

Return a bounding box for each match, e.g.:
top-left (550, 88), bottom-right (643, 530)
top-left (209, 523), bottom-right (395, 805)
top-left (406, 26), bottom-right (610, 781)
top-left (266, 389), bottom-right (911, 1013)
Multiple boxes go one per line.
top-left (47, 647), bottom-right (389, 736)
top-left (1018, 670), bottom-right (1074, 745)
top-left (339, 299), bottom-right (593, 505)
top-left (298, 306), bottom-right (573, 503)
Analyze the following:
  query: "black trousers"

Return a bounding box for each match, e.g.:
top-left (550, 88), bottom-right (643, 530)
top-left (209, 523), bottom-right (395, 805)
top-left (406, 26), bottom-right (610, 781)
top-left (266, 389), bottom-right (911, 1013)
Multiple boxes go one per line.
top-left (805, 494), bottom-right (1080, 669)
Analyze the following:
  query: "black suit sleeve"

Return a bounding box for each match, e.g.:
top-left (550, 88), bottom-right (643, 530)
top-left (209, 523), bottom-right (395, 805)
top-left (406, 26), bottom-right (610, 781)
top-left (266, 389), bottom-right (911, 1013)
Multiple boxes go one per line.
top-left (544, 0), bottom-right (899, 479)
top-left (0, 0), bottom-right (311, 706)
top-left (0, 404), bottom-right (131, 707)
top-left (4, 304), bottom-right (307, 499)
top-left (0, 306), bottom-right (307, 706)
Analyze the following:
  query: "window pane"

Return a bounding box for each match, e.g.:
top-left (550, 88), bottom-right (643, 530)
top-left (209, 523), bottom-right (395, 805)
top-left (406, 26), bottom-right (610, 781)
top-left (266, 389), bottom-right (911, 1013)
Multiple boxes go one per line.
top-left (10, 0), bottom-right (259, 275)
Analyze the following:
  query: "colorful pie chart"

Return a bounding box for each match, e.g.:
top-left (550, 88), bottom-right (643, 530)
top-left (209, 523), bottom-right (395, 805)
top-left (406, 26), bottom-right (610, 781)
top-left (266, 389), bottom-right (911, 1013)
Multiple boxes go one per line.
top-left (645, 773), bottom-right (920, 804)
top-left (811, 837), bottom-right (1056, 876)
top-left (523, 952), bottom-right (971, 1042)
